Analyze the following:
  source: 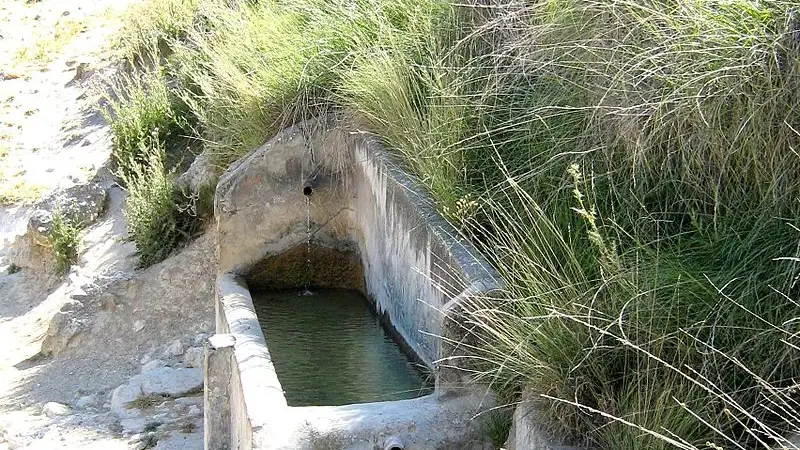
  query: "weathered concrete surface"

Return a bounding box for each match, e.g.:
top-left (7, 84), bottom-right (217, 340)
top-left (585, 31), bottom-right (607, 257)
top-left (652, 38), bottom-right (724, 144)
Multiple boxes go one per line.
top-left (215, 119), bottom-right (350, 278)
top-left (246, 242), bottom-right (365, 292)
top-left (503, 394), bottom-right (580, 450)
top-left (215, 276), bottom-right (287, 450)
top-left (203, 333), bottom-right (234, 450)
top-left (212, 118), bottom-right (503, 449)
top-left (254, 392), bottom-right (496, 450)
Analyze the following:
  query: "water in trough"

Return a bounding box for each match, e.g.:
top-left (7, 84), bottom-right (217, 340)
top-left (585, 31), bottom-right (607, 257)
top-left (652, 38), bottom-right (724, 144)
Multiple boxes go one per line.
top-left (253, 289), bottom-right (433, 407)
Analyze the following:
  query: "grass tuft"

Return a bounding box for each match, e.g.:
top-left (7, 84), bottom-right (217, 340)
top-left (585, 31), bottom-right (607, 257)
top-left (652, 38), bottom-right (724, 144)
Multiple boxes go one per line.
top-left (126, 393), bottom-right (166, 410)
top-left (116, 0), bottom-right (199, 63)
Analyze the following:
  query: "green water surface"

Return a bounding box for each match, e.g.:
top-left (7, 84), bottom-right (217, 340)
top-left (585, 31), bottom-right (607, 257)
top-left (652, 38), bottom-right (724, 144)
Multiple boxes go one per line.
top-left (253, 289), bottom-right (433, 406)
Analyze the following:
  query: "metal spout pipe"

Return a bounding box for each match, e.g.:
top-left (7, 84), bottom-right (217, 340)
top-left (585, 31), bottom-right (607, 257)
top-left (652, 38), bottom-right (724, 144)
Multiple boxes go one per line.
top-left (303, 167), bottom-right (323, 196)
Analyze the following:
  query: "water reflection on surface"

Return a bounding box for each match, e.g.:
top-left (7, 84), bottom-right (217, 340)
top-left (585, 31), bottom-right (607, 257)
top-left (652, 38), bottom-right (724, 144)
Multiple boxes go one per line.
top-left (253, 289), bottom-right (433, 406)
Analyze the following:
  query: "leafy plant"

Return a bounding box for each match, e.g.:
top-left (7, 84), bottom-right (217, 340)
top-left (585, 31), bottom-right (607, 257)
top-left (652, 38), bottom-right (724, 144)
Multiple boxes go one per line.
top-left (120, 139), bottom-right (203, 267)
top-left (49, 211), bottom-right (80, 275)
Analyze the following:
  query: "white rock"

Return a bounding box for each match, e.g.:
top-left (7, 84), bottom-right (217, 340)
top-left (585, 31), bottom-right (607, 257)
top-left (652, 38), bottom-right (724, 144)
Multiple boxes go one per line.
top-left (187, 405), bottom-right (201, 416)
top-left (139, 367), bottom-right (202, 398)
top-left (128, 431), bottom-right (156, 447)
top-left (162, 339), bottom-right (184, 358)
top-left (141, 359), bottom-right (167, 374)
top-left (182, 347), bottom-right (204, 368)
top-left (42, 402), bottom-right (71, 418)
top-left (175, 150), bottom-right (215, 194)
top-left (40, 300), bottom-right (87, 356)
top-left (111, 383), bottom-right (142, 419)
top-left (133, 320), bottom-right (145, 332)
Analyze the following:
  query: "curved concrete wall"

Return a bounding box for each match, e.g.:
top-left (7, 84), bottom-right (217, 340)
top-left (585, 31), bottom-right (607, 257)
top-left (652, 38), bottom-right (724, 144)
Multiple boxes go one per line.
top-left (209, 117), bottom-right (502, 449)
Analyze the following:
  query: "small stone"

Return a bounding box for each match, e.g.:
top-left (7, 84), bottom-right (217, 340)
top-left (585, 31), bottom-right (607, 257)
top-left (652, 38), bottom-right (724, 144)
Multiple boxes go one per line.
top-left (182, 347), bottom-right (203, 368)
top-left (141, 359), bottom-right (167, 374)
top-left (101, 295), bottom-right (117, 311)
top-left (75, 395), bottom-right (96, 408)
top-left (72, 62), bottom-right (89, 82)
top-left (163, 339), bottom-right (184, 358)
top-left (192, 332), bottom-right (210, 346)
top-left (133, 320), bottom-right (145, 332)
top-left (187, 405), bottom-right (200, 416)
top-left (139, 367), bottom-right (202, 398)
top-left (42, 402), bottom-right (71, 417)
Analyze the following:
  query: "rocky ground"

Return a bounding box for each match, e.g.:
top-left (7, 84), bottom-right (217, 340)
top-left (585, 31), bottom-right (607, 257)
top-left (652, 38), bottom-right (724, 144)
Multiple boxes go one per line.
top-left (0, 1), bottom-right (214, 449)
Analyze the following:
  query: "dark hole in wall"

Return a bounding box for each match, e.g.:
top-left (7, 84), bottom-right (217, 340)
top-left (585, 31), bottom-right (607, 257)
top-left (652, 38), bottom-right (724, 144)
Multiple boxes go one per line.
top-left (245, 242), bottom-right (366, 293)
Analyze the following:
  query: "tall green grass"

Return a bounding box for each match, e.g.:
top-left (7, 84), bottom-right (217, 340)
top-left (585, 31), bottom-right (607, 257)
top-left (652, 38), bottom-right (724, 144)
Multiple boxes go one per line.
top-left (100, 62), bottom-right (188, 180)
top-left (114, 0), bottom-right (800, 447)
top-left (116, 0), bottom-right (199, 63)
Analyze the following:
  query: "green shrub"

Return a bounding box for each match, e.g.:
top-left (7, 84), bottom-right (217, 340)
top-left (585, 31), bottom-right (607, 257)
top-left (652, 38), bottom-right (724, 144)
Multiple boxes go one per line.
top-left (120, 140), bottom-right (203, 267)
top-left (49, 212), bottom-right (80, 275)
top-left (100, 63), bottom-right (189, 182)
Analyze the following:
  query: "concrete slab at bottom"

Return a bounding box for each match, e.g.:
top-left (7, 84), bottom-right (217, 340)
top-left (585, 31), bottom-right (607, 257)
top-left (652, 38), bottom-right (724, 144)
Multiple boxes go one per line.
top-left (248, 390), bottom-right (496, 450)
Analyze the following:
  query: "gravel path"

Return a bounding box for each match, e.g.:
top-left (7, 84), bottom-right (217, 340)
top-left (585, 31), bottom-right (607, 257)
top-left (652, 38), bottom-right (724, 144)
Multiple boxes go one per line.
top-left (0, 2), bottom-right (213, 449)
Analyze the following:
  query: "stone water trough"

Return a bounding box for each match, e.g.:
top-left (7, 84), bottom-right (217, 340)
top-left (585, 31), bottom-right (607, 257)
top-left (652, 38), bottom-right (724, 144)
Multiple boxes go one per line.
top-left (204, 117), bottom-right (502, 449)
